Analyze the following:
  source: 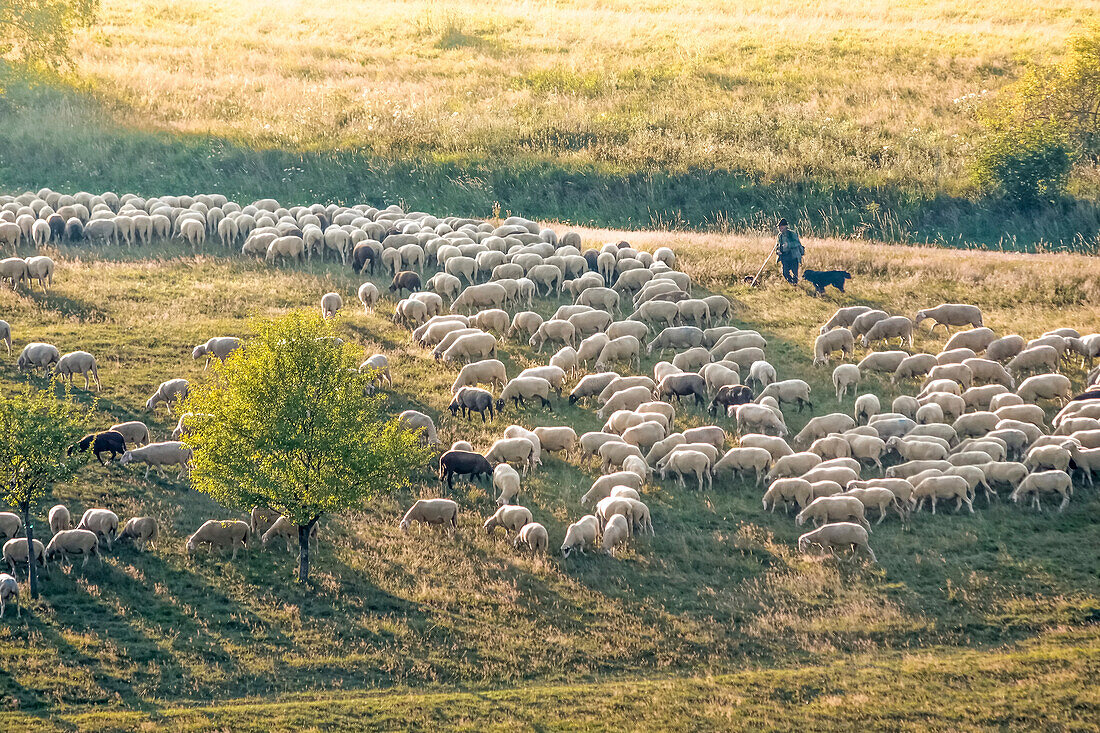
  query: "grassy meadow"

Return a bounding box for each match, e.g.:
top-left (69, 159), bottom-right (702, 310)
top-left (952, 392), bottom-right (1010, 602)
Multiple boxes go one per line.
top-left (1, 0), bottom-right (1099, 247)
top-left (0, 229), bottom-right (1097, 729)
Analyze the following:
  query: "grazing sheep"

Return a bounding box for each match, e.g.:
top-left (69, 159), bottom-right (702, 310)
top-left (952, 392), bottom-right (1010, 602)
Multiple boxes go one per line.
top-left (357, 282), bottom-right (380, 312)
top-left (1007, 346), bottom-right (1060, 376)
top-left (820, 306), bottom-right (872, 334)
top-left (3, 538), bottom-right (45, 575)
top-left (451, 359), bottom-right (507, 394)
top-left (76, 508), bottom-right (119, 549)
top-left (0, 319), bottom-right (9, 356)
top-left (0, 257), bottom-right (30, 289)
top-left (660, 449), bottom-right (711, 490)
top-left (747, 360), bottom-right (777, 390)
top-left (398, 410), bottom-right (438, 446)
top-left (249, 507), bottom-right (280, 536)
top-left (892, 395), bottom-right (920, 421)
top-left (493, 464), bottom-right (522, 506)
top-left (261, 517), bottom-right (319, 551)
top-left (601, 514), bottom-right (631, 555)
top-left (449, 386), bottom-right (495, 422)
top-left (438, 450), bottom-right (493, 490)
top-left (192, 337), bottom-right (241, 370)
top-left (646, 326), bottom-right (704, 355)
top-left (120, 441), bottom-right (192, 479)
top-left (944, 327), bottom-right (997, 354)
top-left (757, 379), bottom-right (813, 412)
top-left (734, 403), bottom-right (788, 437)
top-left (145, 378), bottom-right (189, 412)
top-left (389, 270), bottom-right (421, 296)
top-left (794, 414), bottom-right (856, 448)
top-left (320, 292), bottom-right (343, 319)
top-left (561, 515), bottom-right (600, 557)
top-left (185, 520), bottom-right (250, 559)
top-left (713, 447), bottom-right (772, 486)
top-left (0, 573), bottom-right (17, 618)
top-left (532, 426), bottom-right (577, 457)
top-left (813, 328), bottom-right (855, 365)
top-left (484, 505), bottom-right (533, 536)
top-left (913, 475), bottom-right (973, 514)
top-left (1016, 373), bottom-right (1072, 405)
top-left (569, 372), bottom-right (620, 404)
top-left (400, 499), bottom-right (459, 533)
top-left (497, 376), bottom-right (554, 411)
top-left (117, 517), bottom-right (158, 550)
top-left (48, 504), bottom-right (71, 534)
top-left (655, 373), bottom-right (708, 406)
top-left (594, 335), bottom-right (642, 372)
top-left (529, 319), bottom-right (576, 352)
top-left (832, 364), bottom-right (860, 403)
top-left (1011, 470), bottom-right (1072, 512)
top-left (857, 350), bottom-right (909, 375)
top-left (24, 255), bottom-right (55, 291)
top-left (597, 385), bottom-right (654, 419)
top-left (852, 393), bottom-right (880, 426)
top-left (514, 522), bottom-right (549, 553)
top-left (892, 353), bottom-right (938, 383)
top-left (68, 430), bottom-right (127, 465)
top-left (796, 496), bottom-right (870, 530)
top-left (485, 437), bottom-right (540, 475)
top-left (914, 304), bottom-right (983, 333)
top-left (1025, 442), bottom-right (1074, 473)
top-left (798, 523), bottom-right (876, 563)
top-left (986, 335), bottom-right (1026, 362)
top-left (16, 342), bottom-right (60, 374)
top-left (45, 529), bottom-right (101, 568)
top-left (763, 478), bottom-right (813, 512)
top-left (862, 316), bottom-right (914, 349)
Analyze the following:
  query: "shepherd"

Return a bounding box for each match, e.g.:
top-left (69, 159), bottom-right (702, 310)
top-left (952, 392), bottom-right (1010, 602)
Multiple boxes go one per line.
top-left (775, 218), bottom-right (804, 285)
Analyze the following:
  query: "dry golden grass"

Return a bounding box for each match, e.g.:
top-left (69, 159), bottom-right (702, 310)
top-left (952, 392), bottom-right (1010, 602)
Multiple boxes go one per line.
top-left (72, 0), bottom-right (1094, 189)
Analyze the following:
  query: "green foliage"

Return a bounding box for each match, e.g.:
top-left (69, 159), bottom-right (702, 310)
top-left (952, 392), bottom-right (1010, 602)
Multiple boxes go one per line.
top-left (0, 382), bottom-right (91, 597)
top-left (183, 309), bottom-right (429, 582)
top-left (0, 0), bottom-right (99, 71)
top-left (973, 121), bottom-right (1075, 203)
top-left (974, 24), bottom-right (1100, 202)
top-left (0, 382), bottom-right (90, 512)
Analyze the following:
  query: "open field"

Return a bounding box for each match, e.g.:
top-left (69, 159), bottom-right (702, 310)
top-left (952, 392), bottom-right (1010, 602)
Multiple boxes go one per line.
top-left (0, 224), bottom-right (1098, 729)
top-left (1, 0), bottom-right (1099, 246)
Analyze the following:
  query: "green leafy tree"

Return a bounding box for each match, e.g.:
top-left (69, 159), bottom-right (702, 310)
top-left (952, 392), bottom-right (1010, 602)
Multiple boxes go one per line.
top-left (974, 24), bottom-right (1100, 202)
top-left (183, 310), bottom-right (430, 584)
top-left (0, 0), bottom-right (99, 70)
top-left (0, 384), bottom-right (91, 599)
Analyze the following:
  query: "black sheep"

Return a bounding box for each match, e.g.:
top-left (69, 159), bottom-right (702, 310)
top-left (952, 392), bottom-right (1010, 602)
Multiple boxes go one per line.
top-left (351, 242), bottom-right (377, 274)
top-left (68, 430), bottom-right (127, 466)
top-left (657, 373), bottom-right (708, 406)
top-left (709, 385), bottom-right (755, 416)
top-left (47, 214), bottom-right (66, 242)
top-left (583, 249), bottom-right (600, 272)
top-left (390, 270), bottom-right (421, 296)
top-left (448, 388), bottom-right (495, 422)
top-left (438, 450), bottom-right (492, 491)
top-left (64, 218), bottom-right (84, 242)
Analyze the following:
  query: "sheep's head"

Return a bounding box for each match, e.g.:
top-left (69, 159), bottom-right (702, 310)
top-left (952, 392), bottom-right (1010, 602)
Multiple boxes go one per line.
top-left (191, 345), bottom-right (207, 360)
top-left (119, 451), bottom-right (133, 466)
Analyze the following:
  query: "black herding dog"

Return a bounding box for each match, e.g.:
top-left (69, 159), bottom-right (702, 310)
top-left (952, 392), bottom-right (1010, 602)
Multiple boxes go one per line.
top-left (802, 269), bottom-right (852, 295)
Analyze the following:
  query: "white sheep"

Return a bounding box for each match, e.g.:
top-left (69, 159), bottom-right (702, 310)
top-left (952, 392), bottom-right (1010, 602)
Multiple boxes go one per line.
top-left (186, 520), bottom-right (250, 559)
top-left (451, 359), bottom-right (506, 394)
top-left (798, 522), bottom-right (876, 563)
top-left (117, 517), bottom-right (159, 550)
top-left (734, 403), bottom-right (787, 437)
top-left (513, 522), bottom-right (549, 553)
top-left (713, 447), bottom-right (772, 486)
top-left (119, 440), bottom-right (193, 479)
top-left (0, 573), bottom-right (18, 618)
top-left (831, 364), bottom-right (860, 402)
top-left (661, 449), bottom-right (711, 490)
top-left (820, 306), bottom-right (872, 333)
top-left (261, 516), bottom-right (319, 551)
top-left (0, 319), bottom-right (9, 356)
top-left (601, 514), bottom-right (631, 555)
top-left (3, 538), bottom-right (45, 575)
top-left (398, 410), bottom-right (439, 446)
top-left (16, 342), bottom-right (60, 374)
top-left (320, 292), bottom-right (343, 319)
top-left (853, 394), bottom-right (880, 425)
top-left (45, 529), bottom-right (101, 568)
top-left (400, 498), bottom-right (459, 532)
top-left (484, 504), bottom-right (533, 535)
top-left (796, 496), bottom-right (871, 530)
top-left (813, 328), bottom-right (854, 365)
top-left (1016, 373), bottom-right (1072, 405)
top-left (48, 504), bottom-right (71, 534)
top-left (76, 508), bottom-right (119, 549)
top-left (914, 304), bottom-right (983, 333)
top-left (913, 475), bottom-right (973, 514)
top-left (485, 437), bottom-right (540, 475)
top-left (561, 515), bottom-right (599, 557)
top-left (145, 378), bottom-right (189, 412)
top-left (358, 282), bottom-right (380, 312)
top-left (1011, 470), bottom-right (1072, 512)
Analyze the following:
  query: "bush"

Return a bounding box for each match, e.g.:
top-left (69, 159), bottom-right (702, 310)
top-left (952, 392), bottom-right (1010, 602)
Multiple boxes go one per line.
top-left (974, 122), bottom-right (1075, 203)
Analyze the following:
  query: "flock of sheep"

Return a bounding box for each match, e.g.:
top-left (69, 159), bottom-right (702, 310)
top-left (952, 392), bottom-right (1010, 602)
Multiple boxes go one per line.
top-left (2, 187), bottom-right (1100, 613)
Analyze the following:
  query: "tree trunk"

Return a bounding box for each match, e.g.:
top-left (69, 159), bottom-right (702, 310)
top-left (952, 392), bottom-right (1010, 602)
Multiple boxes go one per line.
top-left (22, 501), bottom-right (37, 600)
top-left (297, 517), bottom-right (319, 584)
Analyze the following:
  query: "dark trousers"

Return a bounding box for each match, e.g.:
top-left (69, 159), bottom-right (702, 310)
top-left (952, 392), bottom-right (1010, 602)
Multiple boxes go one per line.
top-left (780, 257), bottom-right (799, 285)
